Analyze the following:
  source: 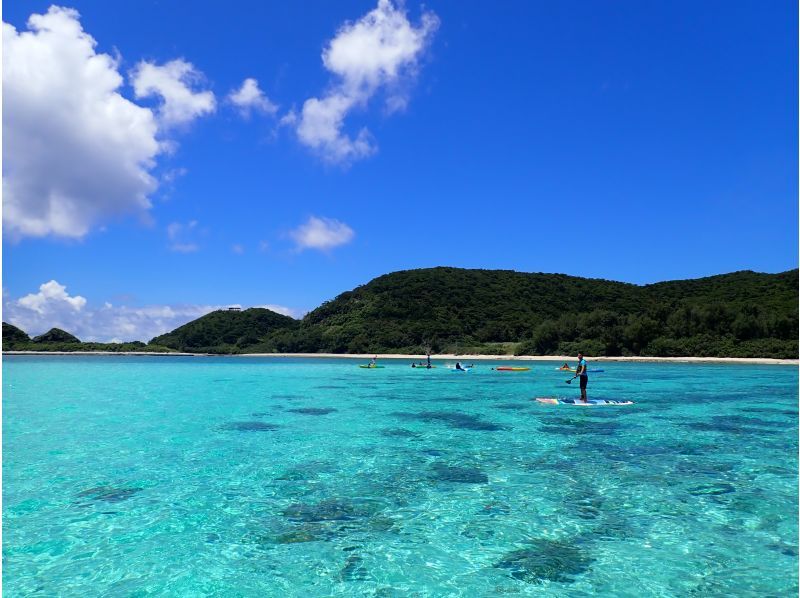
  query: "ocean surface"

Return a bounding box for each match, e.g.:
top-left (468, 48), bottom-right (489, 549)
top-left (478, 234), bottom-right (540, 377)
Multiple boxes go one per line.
top-left (3, 356), bottom-right (798, 596)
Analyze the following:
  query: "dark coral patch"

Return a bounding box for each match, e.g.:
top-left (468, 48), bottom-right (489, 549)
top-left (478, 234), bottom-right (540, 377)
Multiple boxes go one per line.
top-left (687, 482), bottom-right (736, 496)
top-left (274, 530), bottom-right (320, 544)
top-left (421, 449), bottom-right (447, 457)
top-left (287, 408), bottom-right (338, 415)
top-left (740, 407), bottom-right (798, 417)
top-left (683, 421), bottom-right (779, 436)
top-left (432, 463), bottom-right (488, 484)
top-left (539, 423), bottom-right (620, 436)
top-left (283, 498), bottom-right (382, 523)
top-left (76, 486), bottom-right (143, 503)
top-left (496, 403), bottom-right (530, 410)
top-left (712, 415), bottom-right (794, 429)
top-left (380, 428), bottom-right (420, 439)
top-left (221, 421), bottom-right (280, 431)
top-left (392, 411), bottom-right (508, 431)
top-left (340, 554), bottom-right (369, 581)
top-left (495, 538), bottom-right (592, 584)
top-left (251, 412), bottom-right (269, 417)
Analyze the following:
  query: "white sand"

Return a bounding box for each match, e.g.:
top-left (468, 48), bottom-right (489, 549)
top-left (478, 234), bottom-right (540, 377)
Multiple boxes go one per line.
top-left (4, 351), bottom-right (797, 365)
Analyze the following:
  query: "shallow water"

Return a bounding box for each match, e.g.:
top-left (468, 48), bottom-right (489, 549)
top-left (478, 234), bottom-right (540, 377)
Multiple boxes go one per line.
top-left (3, 356), bottom-right (797, 596)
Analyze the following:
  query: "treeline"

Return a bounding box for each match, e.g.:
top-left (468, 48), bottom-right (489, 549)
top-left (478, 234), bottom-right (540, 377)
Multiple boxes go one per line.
top-left (2, 323), bottom-right (174, 353)
top-left (515, 304), bottom-right (796, 359)
top-left (150, 308), bottom-right (298, 353)
top-left (266, 268), bottom-right (798, 358)
top-left (3, 267), bottom-right (797, 358)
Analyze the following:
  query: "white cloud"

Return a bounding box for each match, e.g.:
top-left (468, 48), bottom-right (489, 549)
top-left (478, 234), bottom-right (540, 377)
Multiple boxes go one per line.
top-left (18, 280), bottom-right (86, 315)
top-left (278, 109), bottom-right (298, 127)
top-left (228, 78), bottom-right (277, 117)
top-left (167, 220), bottom-right (200, 253)
top-left (231, 243), bottom-right (245, 254)
top-left (2, 6), bottom-right (162, 240)
top-left (297, 94), bottom-right (374, 163)
top-left (4, 282), bottom-right (302, 342)
top-left (289, 216), bottom-right (354, 251)
top-left (296, 0), bottom-right (438, 164)
top-left (131, 59), bottom-right (216, 127)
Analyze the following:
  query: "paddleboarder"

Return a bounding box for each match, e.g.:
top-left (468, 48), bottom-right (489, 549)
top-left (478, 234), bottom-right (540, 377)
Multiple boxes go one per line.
top-left (571, 352), bottom-right (589, 403)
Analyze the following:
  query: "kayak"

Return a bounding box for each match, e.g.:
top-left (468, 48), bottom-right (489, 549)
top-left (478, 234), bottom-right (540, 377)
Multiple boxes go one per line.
top-left (451, 367), bottom-right (472, 372)
top-left (535, 398), bottom-right (633, 406)
top-left (496, 367), bottom-right (530, 371)
top-left (359, 365), bottom-right (385, 369)
top-left (412, 365), bottom-right (437, 369)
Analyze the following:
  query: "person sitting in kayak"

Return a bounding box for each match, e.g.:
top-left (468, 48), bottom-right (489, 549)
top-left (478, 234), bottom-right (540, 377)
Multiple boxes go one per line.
top-left (455, 362), bottom-right (464, 370)
top-left (558, 362), bottom-right (572, 370)
top-left (571, 352), bottom-right (588, 402)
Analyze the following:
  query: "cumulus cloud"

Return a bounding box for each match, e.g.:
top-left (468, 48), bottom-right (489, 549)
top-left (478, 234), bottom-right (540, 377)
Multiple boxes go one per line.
top-left (17, 280), bottom-right (86, 314)
top-left (167, 220), bottom-right (200, 253)
top-left (290, 216), bottom-right (354, 251)
top-left (296, 0), bottom-right (438, 164)
top-left (131, 59), bottom-right (216, 127)
top-left (2, 6), bottom-right (161, 240)
top-left (4, 282), bottom-right (303, 342)
top-left (228, 78), bottom-right (278, 117)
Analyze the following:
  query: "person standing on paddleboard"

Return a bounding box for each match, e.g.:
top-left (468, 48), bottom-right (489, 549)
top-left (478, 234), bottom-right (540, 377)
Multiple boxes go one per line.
top-left (572, 352), bottom-right (589, 403)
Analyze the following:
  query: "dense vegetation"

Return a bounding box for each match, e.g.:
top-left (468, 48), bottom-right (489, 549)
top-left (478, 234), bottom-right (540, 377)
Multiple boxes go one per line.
top-left (276, 268), bottom-right (797, 358)
top-left (3, 268), bottom-right (797, 358)
top-left (150, 308), bottom-right (299, 353)
top-left (32, 328), bottom-right (80, 343)
top-left (2, 323), bottom-right (174, 353)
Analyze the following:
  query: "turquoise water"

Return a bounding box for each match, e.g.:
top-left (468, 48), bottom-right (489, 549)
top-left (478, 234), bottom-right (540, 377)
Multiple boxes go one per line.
top-left (3, 356), bottom-right (797, 596)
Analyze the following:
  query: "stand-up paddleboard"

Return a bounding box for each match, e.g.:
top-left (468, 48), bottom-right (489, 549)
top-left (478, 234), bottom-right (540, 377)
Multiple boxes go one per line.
top-left (359, 365), bottom-right (385, 369)
top-left (535, 397), bottom-right (633, 406)
top-left (496, 367), bottom-right (530, 371)
top-left (411, 365), bottom-right (437, 369)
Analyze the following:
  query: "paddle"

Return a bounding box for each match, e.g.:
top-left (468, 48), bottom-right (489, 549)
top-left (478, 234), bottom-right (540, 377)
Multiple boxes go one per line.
top-left (565, 376), bottom-right (577, 384)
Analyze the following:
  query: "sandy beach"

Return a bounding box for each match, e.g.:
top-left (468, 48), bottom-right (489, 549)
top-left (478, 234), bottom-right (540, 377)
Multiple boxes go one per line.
top-left (4, 351), bottom-right (797, 365)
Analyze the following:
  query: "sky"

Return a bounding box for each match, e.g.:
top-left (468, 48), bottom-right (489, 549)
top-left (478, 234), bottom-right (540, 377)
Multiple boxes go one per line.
top-left (2, 0), bottom-right (797, 342)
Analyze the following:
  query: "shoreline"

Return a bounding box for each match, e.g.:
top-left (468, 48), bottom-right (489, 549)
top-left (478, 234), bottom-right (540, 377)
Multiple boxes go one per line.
top-left (4, 351), bottom-right (797, 366)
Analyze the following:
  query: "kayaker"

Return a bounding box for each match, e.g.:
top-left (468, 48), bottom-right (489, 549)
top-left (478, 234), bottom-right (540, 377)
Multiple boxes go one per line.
top-left (571, 352), bottom-right (588, 402)
top-left (559, 362), bottom-right (571, 370)
top-left (455, 362), bottom-right (464, 371)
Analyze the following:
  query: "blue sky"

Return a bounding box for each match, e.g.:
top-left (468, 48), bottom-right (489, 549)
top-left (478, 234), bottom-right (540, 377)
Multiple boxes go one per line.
top-left (3, 1), bottom-right (797, 341)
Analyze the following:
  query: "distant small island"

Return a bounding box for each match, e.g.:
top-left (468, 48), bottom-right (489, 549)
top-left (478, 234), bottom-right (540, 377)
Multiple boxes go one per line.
top-left (3, 267), bottom-right (797, 359)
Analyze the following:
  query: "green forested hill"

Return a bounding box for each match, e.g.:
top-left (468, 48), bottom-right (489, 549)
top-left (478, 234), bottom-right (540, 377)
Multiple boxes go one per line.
top-left (271, 267), bottom-right (796, 357)
top-left (150, 308), bottom-right (299, 353)
top-left (295, 268), bottom-right (645, 352)
top-left (3, 268), bottom-right (797, 357)
top-left (273, 268), bottom-right (798, 357)
top-left (32, 328), bottom-right (80, 343)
